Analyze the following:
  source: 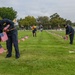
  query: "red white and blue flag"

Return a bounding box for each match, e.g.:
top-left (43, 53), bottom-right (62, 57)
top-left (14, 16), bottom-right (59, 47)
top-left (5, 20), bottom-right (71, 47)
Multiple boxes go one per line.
top-left (0, 45), bottom-right (4, 54)
top-left (0, 32), bottom-right (8, 42)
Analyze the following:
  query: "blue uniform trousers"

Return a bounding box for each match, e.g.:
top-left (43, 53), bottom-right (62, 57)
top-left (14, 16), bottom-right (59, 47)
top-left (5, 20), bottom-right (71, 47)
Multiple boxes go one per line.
top-left (6, 29), bottom-right (20, 57)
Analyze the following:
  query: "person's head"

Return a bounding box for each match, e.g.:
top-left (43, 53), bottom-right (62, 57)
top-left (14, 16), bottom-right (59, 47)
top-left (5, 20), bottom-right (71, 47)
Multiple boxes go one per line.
top-left (13, 19), bottom-right (17, 23)
top-left (63, 24), bottom-right (68, 28)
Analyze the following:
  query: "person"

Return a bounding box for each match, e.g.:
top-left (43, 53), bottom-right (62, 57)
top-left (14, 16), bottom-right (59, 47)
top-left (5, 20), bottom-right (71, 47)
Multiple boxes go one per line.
top-left (0, 20), bottom-right (3, 51)
top-left (0, 20), bottom-right (3, 33)
top-left (0, 18), bottom-right (20, 59)
top-left (31, 25), bottom-right (37, 37)
top-left (40, 25), bottom-right (43, 32)
top-left (63, 24), bottom-right (74, 44)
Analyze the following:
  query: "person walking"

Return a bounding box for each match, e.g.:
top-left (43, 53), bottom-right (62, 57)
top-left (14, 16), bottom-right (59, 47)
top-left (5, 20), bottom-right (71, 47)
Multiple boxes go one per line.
top-left (31, 25), bottom-right (37, 37)
top-left (40, 25), bottom-right (43, 32)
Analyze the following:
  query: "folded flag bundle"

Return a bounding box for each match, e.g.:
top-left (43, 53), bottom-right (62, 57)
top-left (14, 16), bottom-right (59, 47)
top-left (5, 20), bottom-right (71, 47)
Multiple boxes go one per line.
top-left (18, 40), bottom-right (20, 43)
top-left (0, 32), bottom-right (8, 42)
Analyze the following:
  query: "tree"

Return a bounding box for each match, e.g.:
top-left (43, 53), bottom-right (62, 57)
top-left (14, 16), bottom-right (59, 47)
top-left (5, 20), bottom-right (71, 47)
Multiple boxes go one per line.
top-left (66, 20), bottom-right (72, 25)
top-left (37, 16), bottom-right (50, 29)
top-left (50, 13), bottom-right (60, 19)
top-left (0, 16), bottom-right (2, 20)
top-left (50, 13), bottom-right (66, 29)
top-left (0, 7), bottom-right (17, 20)
top-left (18, 16), bottom-right (36, 29)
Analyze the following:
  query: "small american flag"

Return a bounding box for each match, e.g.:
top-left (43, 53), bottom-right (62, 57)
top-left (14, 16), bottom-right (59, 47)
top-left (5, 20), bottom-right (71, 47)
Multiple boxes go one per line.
top-left (21, 38), bottom-right (25, 41)
top-left (25, 36), bottom-right (28, 39)
top-left (0, 32), bottom-right (8, 42)
top-left (18, 40), bottom-right (20, 43)
top-left (0, 45), bottom-right (4, 54)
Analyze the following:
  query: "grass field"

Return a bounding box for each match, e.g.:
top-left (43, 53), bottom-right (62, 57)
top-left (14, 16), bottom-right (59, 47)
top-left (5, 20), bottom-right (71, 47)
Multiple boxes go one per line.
top-left (0, 30), bottom-right (75, 75)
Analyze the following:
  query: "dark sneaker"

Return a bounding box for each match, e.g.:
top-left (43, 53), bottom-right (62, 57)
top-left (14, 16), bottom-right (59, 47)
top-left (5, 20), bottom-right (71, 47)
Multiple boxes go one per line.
top-left (6, 55), bottom-right (11, 58)
top-left (16, 56), bottom-right (20, 59)
top-left (5, 54), bottom-right (12, 58)
top-left (16, 54), bottom-right (20, 59)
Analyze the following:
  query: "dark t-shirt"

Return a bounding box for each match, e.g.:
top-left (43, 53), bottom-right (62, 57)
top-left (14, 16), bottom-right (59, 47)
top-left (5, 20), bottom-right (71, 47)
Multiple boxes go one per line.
top-left (1, 19), bottom-right (14, 29)
top-left (0, 19), bottom-right (15, 36)
top-left (66, 25), bottom-right (74, 35)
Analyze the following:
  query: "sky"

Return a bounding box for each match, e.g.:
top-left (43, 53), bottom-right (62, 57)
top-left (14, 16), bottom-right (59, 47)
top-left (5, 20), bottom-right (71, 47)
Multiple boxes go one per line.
top-left (0, 0), bottom-right (75, 22)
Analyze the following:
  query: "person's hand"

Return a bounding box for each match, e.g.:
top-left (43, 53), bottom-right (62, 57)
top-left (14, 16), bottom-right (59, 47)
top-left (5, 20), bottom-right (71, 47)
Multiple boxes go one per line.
top-left (6, 29), bottom-right (9, 32)
top-left (3, 28), bottom-right (9, 32)
top-left (3, 24), bottom-right (10, 32)
top-left (66, 35), bottom-right (68, 40)
top-left (63, 36), bottom-right (68, 40)
top-left (3, 28), bottom-right (7, 32)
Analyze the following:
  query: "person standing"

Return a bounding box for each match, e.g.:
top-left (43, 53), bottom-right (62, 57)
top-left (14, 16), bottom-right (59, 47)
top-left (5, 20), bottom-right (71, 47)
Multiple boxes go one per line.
top-left (0, 18), bottom-right (20, 59)
top-left (40, 25), bottom-right (43, 32)
top-left (31, 25), bottom-right (37, 37)
top-left (0, 20), bottom-right (3, 33)
top-left (64, 24), bottom-right (74, 45)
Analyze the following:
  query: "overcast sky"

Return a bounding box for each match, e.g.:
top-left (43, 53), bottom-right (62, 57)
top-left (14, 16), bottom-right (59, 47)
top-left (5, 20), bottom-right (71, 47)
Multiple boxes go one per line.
top-left (0, 0), bottom-right (75, 22)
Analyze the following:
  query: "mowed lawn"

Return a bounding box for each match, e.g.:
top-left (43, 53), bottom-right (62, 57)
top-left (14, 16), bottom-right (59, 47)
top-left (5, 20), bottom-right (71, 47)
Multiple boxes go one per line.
top-left (0, 30), bottom-right (75, 75)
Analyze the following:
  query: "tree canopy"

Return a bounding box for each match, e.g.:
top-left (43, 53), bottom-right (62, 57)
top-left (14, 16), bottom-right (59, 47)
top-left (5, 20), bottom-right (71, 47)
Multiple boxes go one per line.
top-left (18, 16), bottom-right (36, 29)
top-left (18, 13), bottom-right (74, 29)
top-left (0, 7), bottom-right (74, 29)
top-left (0, 7), bottom-right (17, 20)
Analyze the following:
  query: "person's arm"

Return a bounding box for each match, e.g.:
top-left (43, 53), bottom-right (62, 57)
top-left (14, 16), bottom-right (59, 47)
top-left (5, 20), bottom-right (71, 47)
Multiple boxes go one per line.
top-left (3, 24), bottom-right (10, 32)
top-left (64, 27), bottom-right (69, 40)
top-left (66, 35), bottom-right (68, 39)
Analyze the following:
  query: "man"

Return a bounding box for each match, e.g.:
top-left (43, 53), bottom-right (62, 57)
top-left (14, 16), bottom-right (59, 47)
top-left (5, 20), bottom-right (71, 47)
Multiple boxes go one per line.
top-left (40, 25), bottom-right (43, 32)
top-left (0, 20), bottom-right (3, 33)
top-left (64, 24), bottom-right (74, 44)
top-left (0, 18), bottom-right (20, 59)
top-left (31, 25), bottom-right (37, 37)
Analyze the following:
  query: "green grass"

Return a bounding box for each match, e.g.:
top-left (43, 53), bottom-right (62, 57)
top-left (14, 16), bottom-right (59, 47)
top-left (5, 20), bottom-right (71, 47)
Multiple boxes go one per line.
top-left (0, 30), bottom-right (75, 75)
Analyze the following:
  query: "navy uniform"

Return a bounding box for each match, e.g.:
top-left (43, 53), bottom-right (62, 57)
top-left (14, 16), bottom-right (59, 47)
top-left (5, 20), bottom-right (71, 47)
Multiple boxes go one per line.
top-left (0, 19), bottom-right (20, 59)
top-left (0, 20), bottom-right (3, 33)
top-left (64, 24), bottom-right (74, 44)
top-left (0, 20), bottom-right (3, 43)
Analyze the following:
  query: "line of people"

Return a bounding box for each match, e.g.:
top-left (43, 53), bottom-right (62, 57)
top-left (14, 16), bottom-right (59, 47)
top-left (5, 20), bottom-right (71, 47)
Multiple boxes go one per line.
top-left (0, 18), bottom-right (74, 59)
top-left (31, 24), bottom-right (74, 45)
